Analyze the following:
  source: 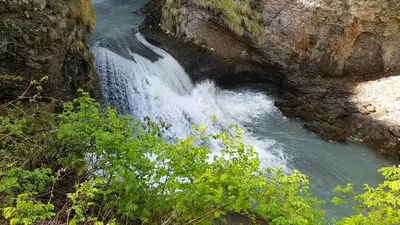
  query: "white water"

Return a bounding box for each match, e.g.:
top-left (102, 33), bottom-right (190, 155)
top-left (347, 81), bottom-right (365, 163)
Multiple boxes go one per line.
top-left (93, 33), bottom-right (287, 169)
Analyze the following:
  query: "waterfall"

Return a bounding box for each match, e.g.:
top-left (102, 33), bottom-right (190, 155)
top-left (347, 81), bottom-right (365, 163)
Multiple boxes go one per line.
top-left (92, 32), bottom-right (287, 168)
top-left (90, 1), bottom-right (394, 219)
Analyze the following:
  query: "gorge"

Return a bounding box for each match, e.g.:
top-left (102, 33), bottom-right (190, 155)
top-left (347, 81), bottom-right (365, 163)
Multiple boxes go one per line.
top-left (1, 0), bottom-right (399, 224)
top-left (90, 0), bottom-right (395, 221)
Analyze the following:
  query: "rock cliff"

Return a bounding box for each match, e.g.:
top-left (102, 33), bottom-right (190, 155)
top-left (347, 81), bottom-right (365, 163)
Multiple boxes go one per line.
top-left (140, 0), bottom-right (400, 158)
top-left (0, 0), bottom-right (100, 102)
top-left (262, 0), bottom-right (400, 78)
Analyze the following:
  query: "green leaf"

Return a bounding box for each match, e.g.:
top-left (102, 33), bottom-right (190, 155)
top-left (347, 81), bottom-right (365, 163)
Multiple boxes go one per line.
top-left (10, 218), bottom-right (20, 225)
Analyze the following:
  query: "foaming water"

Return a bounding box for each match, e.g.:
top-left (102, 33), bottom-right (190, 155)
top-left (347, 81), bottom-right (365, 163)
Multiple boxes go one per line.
top-left (92, 33), bottom-right (287, 169)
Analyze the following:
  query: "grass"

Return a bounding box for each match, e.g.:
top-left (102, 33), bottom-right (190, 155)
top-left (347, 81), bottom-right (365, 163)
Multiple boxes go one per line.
top-left (162, 0), bottom-right (267, 46)
top-left (65, 0), bottom-right (97, 33)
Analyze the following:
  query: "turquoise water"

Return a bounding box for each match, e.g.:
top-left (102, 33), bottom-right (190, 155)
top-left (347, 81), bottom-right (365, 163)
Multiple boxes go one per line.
top-left (222, 84), bottom-right (393, 220)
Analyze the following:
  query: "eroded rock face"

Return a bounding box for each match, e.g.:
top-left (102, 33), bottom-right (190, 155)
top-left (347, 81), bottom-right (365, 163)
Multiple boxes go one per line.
top-left (0, 0), bottom-right (100, 102)
top-left (260, 0), bottom-right (400, 157)
top-left (262, 0), bottom-right (400, 78)
top-left (149, 0), bottom-right (400, 79)
top-left (140, 0), bottom-right (283, 85)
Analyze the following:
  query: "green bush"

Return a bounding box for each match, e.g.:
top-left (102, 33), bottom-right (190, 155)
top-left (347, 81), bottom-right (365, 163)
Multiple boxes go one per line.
top-left (1, 91), bottom-right (325, 224)
top-left (56, 91), bottom-right (326, 224)
top-left (1, 90), bottom-right (399, 225)
top-left (333, 166), bottom-right (400, 225)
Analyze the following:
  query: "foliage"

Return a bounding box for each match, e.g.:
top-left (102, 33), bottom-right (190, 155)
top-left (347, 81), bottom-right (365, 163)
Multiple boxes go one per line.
top-left (1, 90), bottom-right (399, 225)
top-left (0, 90), bottom-right (326, 225)
top-left (54, 91), bottom-right (325, 224)
top-left (0, 77), bottom-right (60, 171)
top-left (3, 193), bottom-right (55, 225)
top-left (0, 75), bottom-right (23, 81)
top-left (332, 166), bottom-right (400, 225)
top-left (0, 167), bottom-right (55, 225)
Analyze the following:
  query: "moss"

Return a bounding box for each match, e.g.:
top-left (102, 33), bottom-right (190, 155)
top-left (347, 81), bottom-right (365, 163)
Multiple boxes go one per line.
top-left (196, 0), bottom-right (267, 45)
top-left (0, 75), bottom-right (24, 81)
top-left (162, 0), bottom-right (267, 46)
top-left (162, 0), bottom-right (187, 34)
top-left (71, 40), bottom-right (88, 52)
top-left (65, 0), bottom-right (97, 33)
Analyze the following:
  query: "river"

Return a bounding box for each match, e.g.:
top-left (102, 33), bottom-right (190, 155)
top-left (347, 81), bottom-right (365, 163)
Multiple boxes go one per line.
top-left (90, 0), bottom-right (393, 221)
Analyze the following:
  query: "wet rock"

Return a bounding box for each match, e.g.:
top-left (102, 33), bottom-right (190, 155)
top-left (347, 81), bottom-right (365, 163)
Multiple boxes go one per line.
top-left (303, 123), bottom-right (319, 133)
top-left (304, 123), bottom-right (347, 142)
top-left (323, 125), bottom-right (347, 141)
top-left (33, 0), bottom-right (47, 10)
top-left (274, 99), bottom-right (287, 107)
top-left (279, 107), bottom-right (300, 118)
top-left (282, 91), bottom-right (296, 100)
top-left (321, 132), bottom-right (337, 141)
top-left (300, 113), bottom-right (315, 122)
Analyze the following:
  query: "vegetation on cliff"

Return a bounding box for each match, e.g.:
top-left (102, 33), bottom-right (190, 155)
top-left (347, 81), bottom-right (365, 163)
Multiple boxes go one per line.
top-left (162, 0), bottom-right (267, 45)
top-left (65, 0), bottom-right (97, 32)
top-left (0, 0), bottom-right (99, 103)
top-left (0, 82), bottom-right (399, 224)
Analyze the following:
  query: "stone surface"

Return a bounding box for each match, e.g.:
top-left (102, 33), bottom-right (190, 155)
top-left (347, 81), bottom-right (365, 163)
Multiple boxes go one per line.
top-left (261, 0), bottom-right (400, 78)
top-left (352, 76), bottom-right (400, 124)
top-left (151, 0), bottom-right (400, 79)
top-left (0, 0), bottom-right (100, 102)
top-left (140, 0), bottom-right (283, 85)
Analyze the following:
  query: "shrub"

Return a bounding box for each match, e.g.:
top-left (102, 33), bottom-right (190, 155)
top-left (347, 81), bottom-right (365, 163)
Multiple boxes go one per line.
top-left (1, 90), bottom-right (399, 225)
top-left (1, 91), bottom-right (325, 224)
top-left (333, 166), bottom-right (400, 225)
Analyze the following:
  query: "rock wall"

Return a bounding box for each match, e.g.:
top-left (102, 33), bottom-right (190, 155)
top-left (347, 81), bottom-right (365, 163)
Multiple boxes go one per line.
top-left (262, 0), bottom-right (400, 78)
top-left (149, 0), bottom-right (400, 79)
top-left (140, 0), bottom-right (282, 85)
top-left (0, 0), bottom-right (100, 102)
top-left (141, 0), bottom-right (400, 158)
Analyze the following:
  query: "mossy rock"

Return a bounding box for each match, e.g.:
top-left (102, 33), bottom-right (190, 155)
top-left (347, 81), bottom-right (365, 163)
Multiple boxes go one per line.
top-left (161, 0), bottom-right (267, 46)
top-left (0, 0), bottom-right (100, 103)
